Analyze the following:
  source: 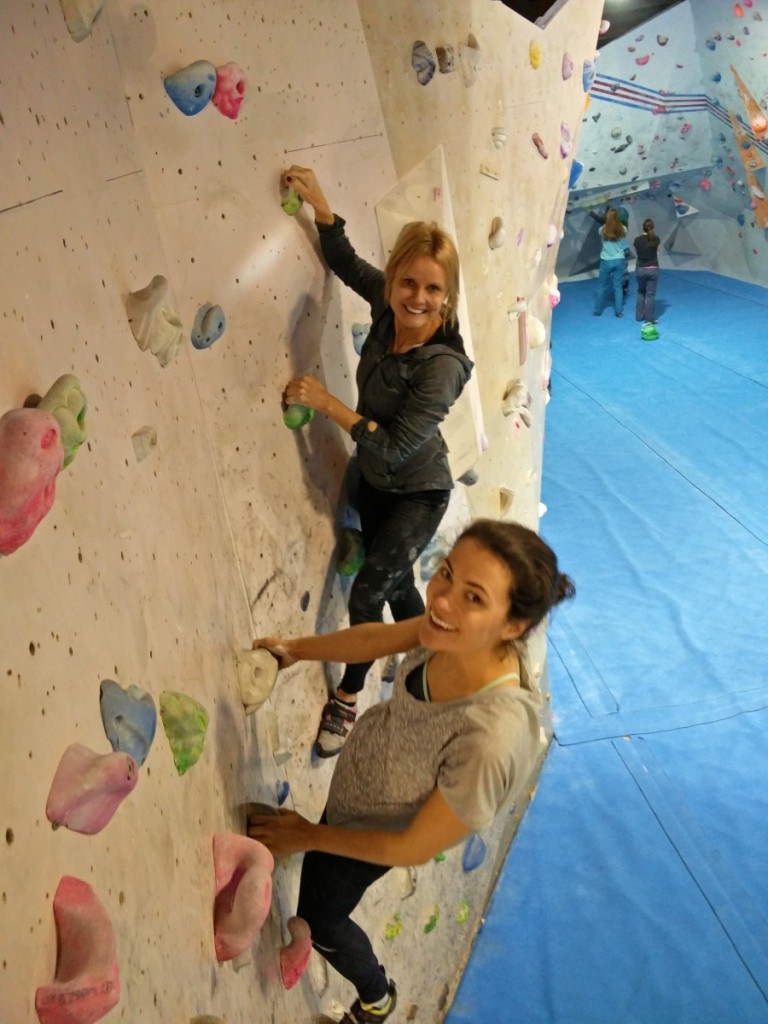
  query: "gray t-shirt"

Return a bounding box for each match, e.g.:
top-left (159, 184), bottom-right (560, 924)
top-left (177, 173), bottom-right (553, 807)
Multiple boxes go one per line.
top-left (326, 647), bottom-right (542, 837)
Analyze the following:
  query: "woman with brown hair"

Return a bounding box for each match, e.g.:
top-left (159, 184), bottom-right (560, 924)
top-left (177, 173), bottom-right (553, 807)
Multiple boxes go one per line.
top-left (249, 518), bottom-right (575, 1023)
top-left (593, 206), bottom-right (628, 318)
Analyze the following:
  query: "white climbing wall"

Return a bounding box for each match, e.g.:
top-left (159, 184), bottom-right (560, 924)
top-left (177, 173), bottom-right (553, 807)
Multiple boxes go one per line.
top-left (0, 1), bottom-right (603, 1022)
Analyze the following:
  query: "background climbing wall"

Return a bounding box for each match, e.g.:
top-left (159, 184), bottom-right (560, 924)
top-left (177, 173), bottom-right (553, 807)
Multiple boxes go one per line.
top-left (558, 0), bottom-right (768, 284)
top-left (1, 1), bottom-right (603, 1022)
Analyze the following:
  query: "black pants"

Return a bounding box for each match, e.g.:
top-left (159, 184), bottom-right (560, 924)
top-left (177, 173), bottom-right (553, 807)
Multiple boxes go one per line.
top-left (297, 840), bottom-right (390, 1003)
top-left (339, 477), bottom-right (450, 694)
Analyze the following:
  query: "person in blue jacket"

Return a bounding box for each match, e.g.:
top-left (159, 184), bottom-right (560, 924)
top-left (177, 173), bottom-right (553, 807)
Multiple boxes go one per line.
top-left (281, 166), bottom-right (473, 757)
top-left (592, 206), bottom-right (628, 317)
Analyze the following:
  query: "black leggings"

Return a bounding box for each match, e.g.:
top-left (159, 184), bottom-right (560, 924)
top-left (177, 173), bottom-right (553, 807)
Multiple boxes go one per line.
top-left (339, 477), bottom-right (450, 695)
top-left (297, 837), bottom-right (390, 1003)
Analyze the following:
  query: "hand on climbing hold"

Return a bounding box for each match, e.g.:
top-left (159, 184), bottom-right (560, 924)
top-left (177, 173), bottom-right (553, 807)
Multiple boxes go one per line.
top-left (281, 166), bottom-right (332, 220)
top-left (247, 808), bottom-right (314, 858)
top-left (252, 637), bottom-right (296, 669)
top-left (284, 374), bottom-right (330, 415)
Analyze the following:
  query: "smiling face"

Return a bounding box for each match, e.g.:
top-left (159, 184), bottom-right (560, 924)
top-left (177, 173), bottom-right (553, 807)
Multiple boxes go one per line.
top-left (418, 537), bottom-right (526, 655)
top-left (389, 256), bottom-right (447, 336)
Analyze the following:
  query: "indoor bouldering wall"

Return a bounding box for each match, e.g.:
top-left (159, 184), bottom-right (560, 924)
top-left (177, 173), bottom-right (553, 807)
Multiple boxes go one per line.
top-left (0, 1), bottom-right (603, 1022)
top-left (559, 0), bottom-right (768, 285)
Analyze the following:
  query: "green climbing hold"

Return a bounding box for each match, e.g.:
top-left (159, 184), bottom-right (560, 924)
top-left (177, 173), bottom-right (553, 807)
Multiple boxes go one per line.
top-left (159, 690), bottom-right (209, 775)
top-left (281, 186), bottom-right (304, 216)
top-left (384, 912), bottom-right (402, 941)
top-left (337, 527), bottom-right (365, 576)
top-left (283, 404), bottom-right (315, 430)
top-left (433, 851), bottom-right (446, 863)
top-left (424, 905), bottom-right (440, 934)
top-left (455, 898), bottom-right (470, 924)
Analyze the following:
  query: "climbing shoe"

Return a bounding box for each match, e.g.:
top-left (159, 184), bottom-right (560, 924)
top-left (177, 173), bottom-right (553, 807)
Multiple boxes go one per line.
top-left (342, 978), bottom-right (397, 1023)
top-left (314, 696), bottom-right (357, 758)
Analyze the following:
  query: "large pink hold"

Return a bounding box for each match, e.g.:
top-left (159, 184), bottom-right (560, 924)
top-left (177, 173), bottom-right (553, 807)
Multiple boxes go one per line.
top-left (279, 916), bottom-right (312, 989)
top-left (0, 407), bottom-right (63, 555)
top-left (212, 833), bottom-right (274, 961)
top-left (46, 744), bottom-right (139, 835)
top-left (35, 876), bottom-right (120, 1024)
top-left (212, 62), bottom-right (246, 119)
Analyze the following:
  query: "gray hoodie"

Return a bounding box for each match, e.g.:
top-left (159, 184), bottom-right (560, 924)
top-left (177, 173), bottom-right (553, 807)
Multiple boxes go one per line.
top-left (318, 216), bottom-right (474, 493)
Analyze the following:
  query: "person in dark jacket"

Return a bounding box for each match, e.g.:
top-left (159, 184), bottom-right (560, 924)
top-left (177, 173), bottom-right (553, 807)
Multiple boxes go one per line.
top-left (281, 165), bottom-right (473, 757)
top-left (632, 218), bottom-right (661, 323)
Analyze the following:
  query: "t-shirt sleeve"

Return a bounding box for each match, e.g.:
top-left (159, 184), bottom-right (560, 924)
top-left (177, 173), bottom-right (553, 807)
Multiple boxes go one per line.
top-left (437, 702), bottom-right (537, 832)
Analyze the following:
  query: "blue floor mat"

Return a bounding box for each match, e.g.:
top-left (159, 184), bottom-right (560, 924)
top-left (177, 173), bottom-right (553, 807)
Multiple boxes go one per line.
top-left (446, 272), bottom-right (768, 1024)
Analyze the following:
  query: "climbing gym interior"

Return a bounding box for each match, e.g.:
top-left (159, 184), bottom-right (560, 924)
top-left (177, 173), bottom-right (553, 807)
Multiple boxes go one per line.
top-left (1, 0), bottom-right (766, 1022)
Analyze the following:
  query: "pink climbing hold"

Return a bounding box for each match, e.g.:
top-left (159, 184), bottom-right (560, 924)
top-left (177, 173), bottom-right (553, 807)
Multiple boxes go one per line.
top-left (213, 833), bottom-right (274, 961)
top-left (532, 133), bottom-right (548, 159)
top-left (699, 179), bottom-right (712, 191)
top-left (734, 3), bottom-right (744, 16)
top-left (212, 62), bottom-right (246, 119)
top-left (279, 916), bottom-right (312, 989)
top-left (46, 744), bottom-right (138, 835)
top-left (0, 408), bottom-right (63, 556)
top-left (35, 876), bottom-right (120, 1024)
top-left (635, 55), bottom-right (651, 66)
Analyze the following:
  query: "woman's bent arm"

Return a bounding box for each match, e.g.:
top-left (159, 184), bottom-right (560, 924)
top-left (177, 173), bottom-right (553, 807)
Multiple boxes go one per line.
top-left (248, 788), bottom-right (471, 868)
top-left (253, 617), bottom-right (423, 666)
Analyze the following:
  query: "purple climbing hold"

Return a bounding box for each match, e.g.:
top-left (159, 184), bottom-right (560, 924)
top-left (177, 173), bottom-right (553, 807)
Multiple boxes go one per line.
top-left (412, 41), bottom-right (436, 85)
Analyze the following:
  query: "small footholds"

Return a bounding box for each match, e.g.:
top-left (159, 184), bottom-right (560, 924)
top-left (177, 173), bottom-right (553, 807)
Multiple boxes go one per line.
top-left (131, 426), bottom-right (157, 463)
top-left (488, 216), bottom-right (506, 250)
top-left (191, 304), bottom-right (226, 350)
top-left (458, 34), bottom-right (481, 87)
top-left (532, 133), bottom-right (548, 159)
top-left (529, 40), bottom-right (542, 70)
top-left (561, 52), bottom-right (574, 80)
top-left (58, 0), bottom-right (105, 42)
top-left (491, 126), bottom-right (507, 149)
top-left (384, 912), bottom-right (403, 941)
top-left (337, 526), bottom-right (365, 576)
top-left (435, 45), bottom-right (455, 74)
top-left (411, 41), bottom-right (436, 85)
top-left (423, 905), bottom-right (440, 934)
top-left (351, 322), bottom-right (370, 355)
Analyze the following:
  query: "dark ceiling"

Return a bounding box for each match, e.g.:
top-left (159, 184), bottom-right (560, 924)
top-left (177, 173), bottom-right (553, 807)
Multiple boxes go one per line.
top-left (500, 0), bottom-right (686, 46)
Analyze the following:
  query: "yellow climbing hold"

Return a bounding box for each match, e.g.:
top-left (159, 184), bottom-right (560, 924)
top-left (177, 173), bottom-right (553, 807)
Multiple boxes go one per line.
top-left (384, 912), bottom-right (403, 941)
top-left (529, 41), bottom-right (543, 69)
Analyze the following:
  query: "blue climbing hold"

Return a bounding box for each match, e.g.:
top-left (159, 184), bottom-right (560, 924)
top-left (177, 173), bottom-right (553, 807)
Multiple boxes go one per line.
top-left (462, 833), bottom-right (487, 873)
top-left (711, 72), bottom-right (722, 82)
top-left (705, 39), bottom-right (716, 51)
top-left (737, 213), bottom-right (746, 225)
top-left (277, 781), bottom-right (291, 806)
top-left (191, 303), bottom-right (226, 350)
top-left (100, 679), bottom-right (157, 767)
top-left (164, 60), bottom-right (217, 116)
top-left (568, 159), bottom-right (584, 189)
